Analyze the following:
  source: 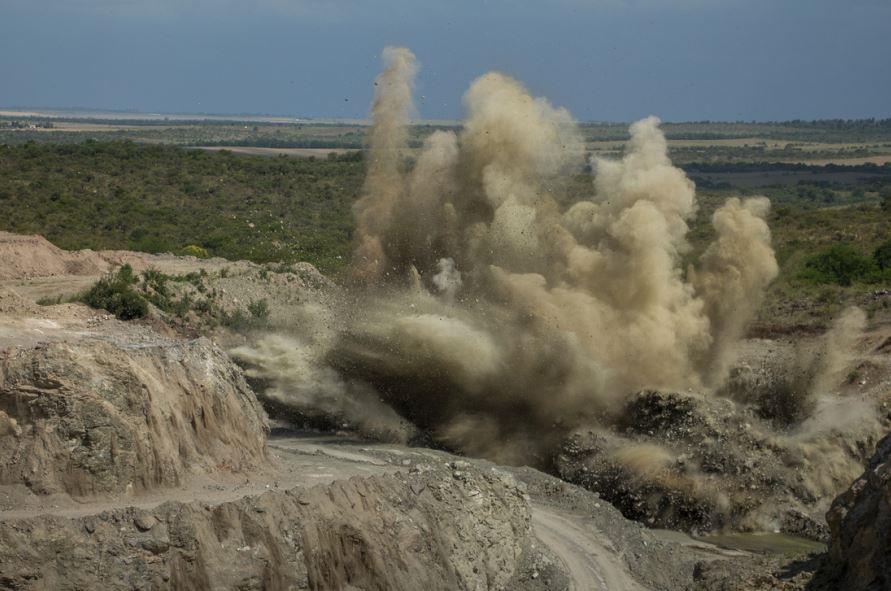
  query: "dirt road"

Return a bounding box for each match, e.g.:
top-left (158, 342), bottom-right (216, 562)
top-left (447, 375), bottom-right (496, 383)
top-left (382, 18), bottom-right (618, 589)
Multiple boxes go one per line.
top-left (533, 504), bottom-right (646, 590)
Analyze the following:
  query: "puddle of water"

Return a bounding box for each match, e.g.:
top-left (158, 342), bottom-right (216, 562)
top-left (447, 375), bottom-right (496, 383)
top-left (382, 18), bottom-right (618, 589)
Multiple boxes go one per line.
top-left (696, 532), bottom-right (826, 556)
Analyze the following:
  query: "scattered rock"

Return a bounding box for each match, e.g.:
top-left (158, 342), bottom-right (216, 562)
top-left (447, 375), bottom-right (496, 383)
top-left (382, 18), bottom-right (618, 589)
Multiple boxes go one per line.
top-left (133, 514), bottom-right (157, 532)
top-left (556, 389), bottom-right (881, 535)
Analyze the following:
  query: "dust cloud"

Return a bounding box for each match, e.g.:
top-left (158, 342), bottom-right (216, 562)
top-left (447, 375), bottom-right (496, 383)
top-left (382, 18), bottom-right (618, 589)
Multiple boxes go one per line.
top-left (810, 306), bottom-right (867, 396)
top-left (758, 305), bottom-right (871, 426)
top-left (231, 334), bottom-right (416, 442)
top-left (237, 47), bottom-right (781, 463)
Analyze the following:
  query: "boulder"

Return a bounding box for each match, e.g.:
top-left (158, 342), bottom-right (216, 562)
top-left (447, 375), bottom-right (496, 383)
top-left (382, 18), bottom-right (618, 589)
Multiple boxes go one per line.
top-left (816, 431), bottom-right (891, 590)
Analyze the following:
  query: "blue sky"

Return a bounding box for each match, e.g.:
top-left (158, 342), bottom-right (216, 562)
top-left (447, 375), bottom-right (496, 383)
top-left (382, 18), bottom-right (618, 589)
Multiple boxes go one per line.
top-left (1, 0), bottom-right (889, 122)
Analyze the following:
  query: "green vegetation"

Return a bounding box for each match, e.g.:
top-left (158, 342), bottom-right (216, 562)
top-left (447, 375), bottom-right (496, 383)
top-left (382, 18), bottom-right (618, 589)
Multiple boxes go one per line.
top-left (4, 115), bottom-right (891, 147)
top-left (247, 298), bottom-right (270, 320)
top-left (4, 117), bottom-right (891, 171)
top-left (0, 117), bottom-right (442, 149)
top-left (799, 244), bottom-right (888, 286)
top-left (0, 141), bottom-right (362, 272)
top-left (81, 265), bottom-right (214, 321)
top-left (882, 187), bottom-right (891, 212)
top-left (179, 244), bottom-right (210, 258)
top-left (82, 264), bottom-right (149, 320)
top-left (217, 298), bottom-right (271, 330)
top-left (873, 238), bottom-right (891, 272)
top-left (139, 268), bottom-right (210, 317)
top-left (77, 264), bottom-right (282, 331)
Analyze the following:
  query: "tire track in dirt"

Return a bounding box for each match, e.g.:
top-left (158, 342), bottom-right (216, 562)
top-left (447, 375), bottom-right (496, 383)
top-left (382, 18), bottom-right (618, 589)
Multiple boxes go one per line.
top-left (532, 504), bottom-right (647, 591)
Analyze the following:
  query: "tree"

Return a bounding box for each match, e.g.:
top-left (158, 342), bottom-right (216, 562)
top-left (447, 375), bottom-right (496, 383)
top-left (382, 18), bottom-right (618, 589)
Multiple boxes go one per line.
top-left (881, 187), bottom-right (891, 213)
top-left (802, 244), bottom-right (877, 286)
top-left (875, 239), bottom-right (891, 272)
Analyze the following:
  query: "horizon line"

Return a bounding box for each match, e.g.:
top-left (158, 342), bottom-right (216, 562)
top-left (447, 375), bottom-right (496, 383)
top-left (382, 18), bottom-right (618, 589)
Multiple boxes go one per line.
top-left (2, 106), bottom-right (891, 127)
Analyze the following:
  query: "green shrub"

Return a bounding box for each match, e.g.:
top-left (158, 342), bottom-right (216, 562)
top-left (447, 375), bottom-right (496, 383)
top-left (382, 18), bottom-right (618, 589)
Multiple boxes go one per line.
top-left (881, 187), bottom-right (891, 213)
top-left (220, 309), bottom-right (249, 329)
top-left (800, 244), bottom-right (878, 286)
top-left (248, 299), bottom-right (270, 320)
top-left (193, 298), bottom-right (214, 314)
top-left (141, 268), bottom-right (169, 296)
top-left (83, 264), bottom-right (148, 320)
top-left (875, 239), bottom-right (891, 272)
top-left (220, 300), bottom-right (270, 331)
top-left (179, 244), bottom-right (210, 258)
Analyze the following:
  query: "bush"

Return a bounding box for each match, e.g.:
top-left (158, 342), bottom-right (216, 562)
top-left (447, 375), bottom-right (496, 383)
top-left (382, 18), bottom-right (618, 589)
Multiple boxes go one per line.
top-left (220, 300), bottom-right (270, 331)
top-left (179, 244), bottom-right (210, 258)
top-left (881, 187), bottom-right (891, 213)
top-left (800, 244), bottom-right (878, 286)
top-left (248, 298), bottom-right (270, 320)
top-left (875, 239), bottom-right (891, 272)
top-left (82, 264), bottom-right (149, 320)
top-left (220, 309), bottom-right (249, 329)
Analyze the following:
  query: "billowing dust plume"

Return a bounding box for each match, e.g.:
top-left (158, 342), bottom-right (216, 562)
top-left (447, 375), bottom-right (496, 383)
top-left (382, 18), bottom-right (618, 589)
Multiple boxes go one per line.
top-left (738, 305), bottom-right (871, 426)
top-left (810, 306), bottom-right (867, 396)
top-left (238, 47), bottom-right (779, 463)
top-left (771, 306), bottom-right (879, 518)
top-left (353, 46), bottom-right (419, 282)
top-left (231, 333), bottom-right (417, 442)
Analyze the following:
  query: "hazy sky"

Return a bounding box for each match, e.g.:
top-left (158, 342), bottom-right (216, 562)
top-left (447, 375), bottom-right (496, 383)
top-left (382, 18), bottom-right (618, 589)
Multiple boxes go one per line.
top-left (1, 0), bottom-right (889, 122)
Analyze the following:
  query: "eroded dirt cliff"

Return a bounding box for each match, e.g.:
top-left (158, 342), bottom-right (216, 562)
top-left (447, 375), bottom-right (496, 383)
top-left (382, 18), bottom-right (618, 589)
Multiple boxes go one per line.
top-left (0, 337), bottom-right (269, 498)
top-left (0, 456), bottom-right (531, 591)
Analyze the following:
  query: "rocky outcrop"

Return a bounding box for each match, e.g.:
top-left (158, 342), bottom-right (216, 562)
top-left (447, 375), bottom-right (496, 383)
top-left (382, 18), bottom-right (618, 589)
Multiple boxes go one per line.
top-left (556, 390), bottom-right (878, 537)
top-left (0, 461), bottom-right (531, 591)
top-left (0, 338), bottom-right (268, 497)
top-left (815, 431), bottom-right (891, 590)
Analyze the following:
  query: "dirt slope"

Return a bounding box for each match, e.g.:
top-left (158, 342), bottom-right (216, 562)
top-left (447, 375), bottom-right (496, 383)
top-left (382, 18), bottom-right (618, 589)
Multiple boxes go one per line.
top-left (0, 231), bottom-right (254, 282)
top-left (555, 328), bottom-right (891, 540)
top-left (532, 505), bottom-right (645, 590)
top-left (0, 232), bottom-right (110, 280)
